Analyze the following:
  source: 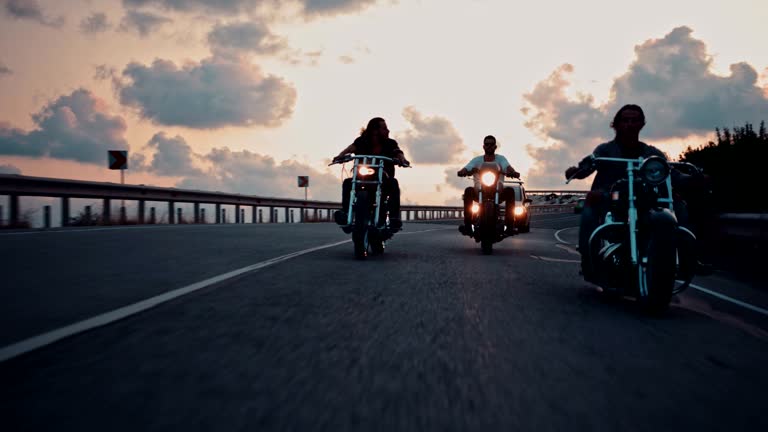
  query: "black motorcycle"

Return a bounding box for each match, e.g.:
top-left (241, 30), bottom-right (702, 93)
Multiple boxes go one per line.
top-left (330, 154), bottom-right (409, 259)
top-left (567, 155), bottom-right (699, 312)
top-left (459, 162), bottom-right (523, 255)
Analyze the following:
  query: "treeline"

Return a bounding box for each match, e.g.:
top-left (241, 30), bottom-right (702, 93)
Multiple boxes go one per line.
top-left (678, 121), bottom-right (768, 213)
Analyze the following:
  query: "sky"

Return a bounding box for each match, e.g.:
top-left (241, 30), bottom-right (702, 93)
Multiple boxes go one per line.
top-left (1, 0), bottom-right (767, 206)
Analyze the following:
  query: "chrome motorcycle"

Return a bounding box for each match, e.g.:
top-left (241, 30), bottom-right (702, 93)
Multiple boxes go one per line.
top-left (459, 162), bottom-right (526, 255)
top-left (330, 154), bottom-right (409, 259)
top-left (567, 155), bottom-right (699, 312)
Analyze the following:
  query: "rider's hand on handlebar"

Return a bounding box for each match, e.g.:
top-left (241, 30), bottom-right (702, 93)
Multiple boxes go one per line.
top-left (565, 166), bottom-right (579, 180)
top-left (457, 168), bottom-right (469, 177)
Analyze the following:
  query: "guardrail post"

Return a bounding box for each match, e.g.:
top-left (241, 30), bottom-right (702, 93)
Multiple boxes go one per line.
top-left (285, 208), bottom-right (290, 223)
top-left (0, 203), bottom-right (3, 225)
top-left (201, 208), bottom-right (206, 223)
top-left (44, 205), bottom-right (51, 228)
top-left (235, 205), bottom-right (241, 223)
top-left (138, 200), bottom-right (145, 224)
top-left (168, 201), bottom-right (175, 224)
top-left (215, 204), bottom-right (221, 224)
top-left (194, 203), bottom-right (200, 224)
top-left (149, 207), bottom-right (156, 224)
top-left (102, 198), bottom-right (111, 225)
top-left (241, 207), bottom-right (245, 224)
top-left (120, 206), bottom-right (127, 224)
top-left (85, 205), bottom-right (92, 224)
top-left (252, 206), bottom-right (257, 223)
top-left (177, 207), bottom-right (182, 224)
top-left (222, 208), bottom-right (227, 224)
top-left (299, 207), bottom-right (304, 223)
top-left (61, 197), bottom-right (70, 227)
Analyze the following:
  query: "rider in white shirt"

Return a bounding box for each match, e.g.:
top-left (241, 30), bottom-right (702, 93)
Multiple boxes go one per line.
top-left (457, 135), bottom-right (521, 235)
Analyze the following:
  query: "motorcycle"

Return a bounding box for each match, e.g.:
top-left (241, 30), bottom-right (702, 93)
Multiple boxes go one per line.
top-left (329, 154), bottom-right (410, 259)
top-left (567, 155), bottom-right (699, 312)
top-left (459, 162), bottom-right (521, 255)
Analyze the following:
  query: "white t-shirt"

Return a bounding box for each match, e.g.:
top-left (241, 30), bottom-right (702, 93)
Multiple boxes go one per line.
top-left (463, 154), bottom-right (513, 189)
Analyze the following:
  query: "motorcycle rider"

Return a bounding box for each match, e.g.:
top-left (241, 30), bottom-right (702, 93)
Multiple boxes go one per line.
top-left (333, 117), bottom-right (410, 231)
top-left (564, 104), bottom-right (708, 281)
top-left (457, 135), bottom-right (521, 236)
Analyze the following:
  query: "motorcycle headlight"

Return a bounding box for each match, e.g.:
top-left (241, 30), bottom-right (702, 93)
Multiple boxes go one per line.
top-left (358, 166), bottom-right (375, 176)
top-left (513, 206), bottom-right (525, 216)
top-left (471, 202), bottom-right (480, 213)
top-left (639, 156), bottom-right (669, 185)
top-left (481, 171), bottom-right (497, 187)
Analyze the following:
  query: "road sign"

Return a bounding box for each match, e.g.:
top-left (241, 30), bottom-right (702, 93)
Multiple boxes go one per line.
top-left (297, 176), bottom-right (309, 187)
top-left (108, 150), bottom-right (128, 170)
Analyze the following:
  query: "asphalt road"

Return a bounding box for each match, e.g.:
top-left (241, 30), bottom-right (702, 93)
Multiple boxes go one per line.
top-left (2, 215), bottom-right (767, 431)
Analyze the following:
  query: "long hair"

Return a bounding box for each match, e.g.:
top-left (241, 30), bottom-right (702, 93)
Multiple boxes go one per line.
top-left (610, 104), bottom-right (645, 129)
top-left (359, 117), bottom-right (385, 138)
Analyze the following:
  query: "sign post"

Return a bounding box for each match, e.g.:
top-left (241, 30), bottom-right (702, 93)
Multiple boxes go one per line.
top-left (109, 150), bottom-right (128, 218)
top-left (297, 176), bottom-right (309, 200)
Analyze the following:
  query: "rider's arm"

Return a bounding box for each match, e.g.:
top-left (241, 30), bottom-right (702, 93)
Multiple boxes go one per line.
top-left (336, 143), bottom-right (356, 159)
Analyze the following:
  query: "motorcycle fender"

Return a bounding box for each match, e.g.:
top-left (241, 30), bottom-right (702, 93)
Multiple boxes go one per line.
top-left (648, 208), bottom-right (677, 232)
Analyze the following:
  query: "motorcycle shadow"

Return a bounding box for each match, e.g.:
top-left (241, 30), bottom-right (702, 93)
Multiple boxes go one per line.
top-left (575, 283), bottom-right (691, 320)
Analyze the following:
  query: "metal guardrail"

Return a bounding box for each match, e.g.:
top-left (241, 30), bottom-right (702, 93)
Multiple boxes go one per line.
top-left (0, 174), bottom-right (582, 228)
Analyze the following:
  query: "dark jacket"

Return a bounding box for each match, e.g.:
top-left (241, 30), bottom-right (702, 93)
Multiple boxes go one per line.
top-left (352, 136), bottom-right (403, 178)
top-left (574, 139), bottom-right (667, 192)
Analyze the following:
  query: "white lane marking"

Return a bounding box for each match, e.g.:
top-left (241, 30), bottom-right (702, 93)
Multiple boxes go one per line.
top-left (530, 255), bottom-right (580, 263)
top-left (550, 229), bottom-right (768, 318)
top-left (555, 244), bottom-right (580, 256)
top-left (687, 283), bottom-right (768, 317)
top-left (397, 227), bottom-right (454, 235)
top-left (554, 226), bottom-right (578, 244)
top-left (0, 239), bottom-right (349, 363)
top-left (0, 227), bottom-right (451, 363)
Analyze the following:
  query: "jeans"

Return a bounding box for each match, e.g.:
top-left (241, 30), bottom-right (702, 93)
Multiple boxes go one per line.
top-left (341, 177), bottom-right (401, 219)
top-left (463, 186), bottom-right (515, 227)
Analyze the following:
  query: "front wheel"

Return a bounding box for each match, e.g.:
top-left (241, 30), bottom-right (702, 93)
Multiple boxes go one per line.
top-left (353, 191), bottom-right (370, 259)
top-left (640, 234), bottom-right (677, 313)
top-left (480, 201), bottom-right (496, 255)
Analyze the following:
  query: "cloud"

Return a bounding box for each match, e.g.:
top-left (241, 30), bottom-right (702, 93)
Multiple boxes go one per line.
top-left (338, 55), bottom-right (355, 64)
top-left (207, 21), bottom-right (290, 59)
top-left (442, 166), bottom-right (466, 191)
top-left (0, 62), bottom-right (11, 76)
top-left (116, 56), bottom-right (297, 128)
top-left (301, 0), bottom-right (379, 18)
top-left (121, 0), bottom-right (261, 14)
top-left (0, 164), bottom-right (22, 174)
top-left (522, 26), bottom-right (768, 188)
top-left (397, 106), bottom-right (465, 164)
top-left (121, 0), bottom-right (381, 18)
top-left (175, 147), bottom-right (341, 200)
top-left (118, 10), bottom-right (172, 37)
top-left (143, 132), bottom-right (204, 176)
top-left (80, 12), bottom-right (111, 34)
top-left (3, 0), bottom-right (64, 27)
top-left (0, 88), bottom-right (129, 164)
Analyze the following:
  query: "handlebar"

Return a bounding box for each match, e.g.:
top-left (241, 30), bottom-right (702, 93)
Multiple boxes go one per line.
top-left (329, 154), bottom-right (411, 167)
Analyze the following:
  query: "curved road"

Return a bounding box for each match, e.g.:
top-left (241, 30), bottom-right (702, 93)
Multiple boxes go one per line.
top-left (1, 215), bottom-right (767, 431)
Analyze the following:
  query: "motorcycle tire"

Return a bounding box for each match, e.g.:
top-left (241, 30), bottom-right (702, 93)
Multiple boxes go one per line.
top-left (353, 191), bottom-right (370, 259)
top-left (640, 233), bottom-right (677, 314)
top-left (481, 201), bottom-right (496, 255)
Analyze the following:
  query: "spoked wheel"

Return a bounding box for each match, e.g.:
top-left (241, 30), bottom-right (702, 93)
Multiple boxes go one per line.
top-left (639, 234), bottom-right (677, 314)
top-left (353, 191), bottom-right (370, 259)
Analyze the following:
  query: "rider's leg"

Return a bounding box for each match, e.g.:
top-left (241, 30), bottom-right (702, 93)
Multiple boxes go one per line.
top-left (579, 193), bottom-right (605, 282)
top-left (334, 178), bottom-right (352, 225)
top-left (387, 178), bottom-right (402, 230)
top-left (460, 187), bottom-right (476, 235)
top-left (503, 187), bottom-right (516, 232)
